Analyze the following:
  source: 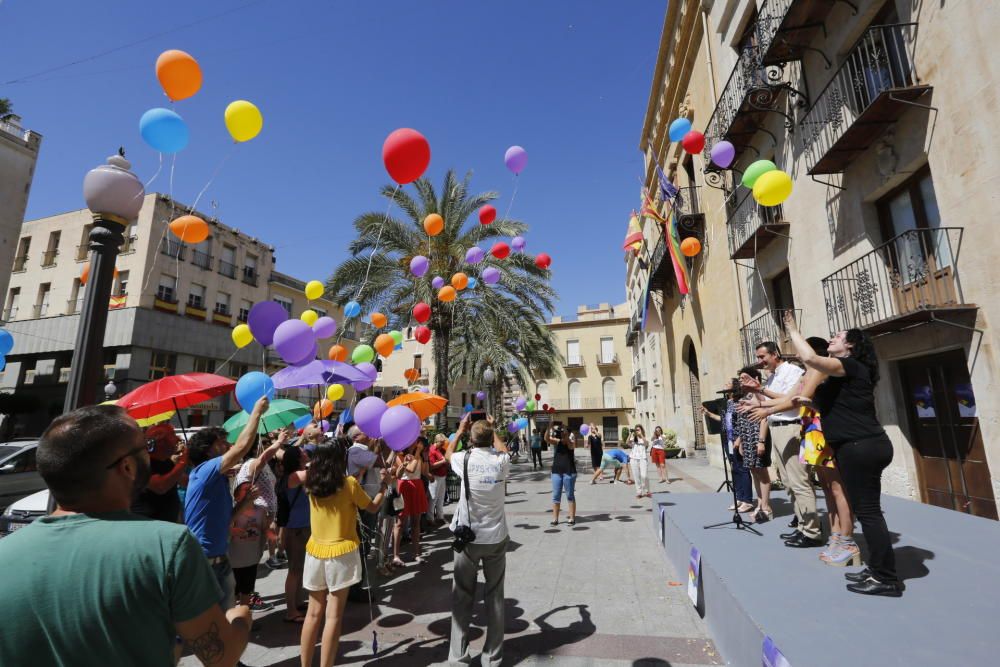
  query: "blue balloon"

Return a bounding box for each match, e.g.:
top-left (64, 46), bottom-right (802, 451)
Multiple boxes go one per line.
top-left (0, 329), bottom-right (13, 355)
top-left (344, 301), bottom-right (361, 318)
top-left (139, 108), bottom-right (189, 154)
top-left (467, 277), bottom-right (478, 289)
top-left (235, 371), bottom-right (275, 410)
top-left (464, 403), bottom-right (473, 412)
top-left (293, 414), bottom-right (313, 429)
top-left (668, 117), bottom-right (692, 142)
top-left (0, 355), bottom-right (5, 372)
top-left (516, 417), bottom-right (529, 430)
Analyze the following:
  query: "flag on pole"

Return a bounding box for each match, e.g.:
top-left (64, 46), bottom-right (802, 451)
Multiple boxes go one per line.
top-left (622, 210), bottom-right (644, 253)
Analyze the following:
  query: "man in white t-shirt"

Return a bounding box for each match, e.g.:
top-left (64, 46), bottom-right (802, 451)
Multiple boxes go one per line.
top-left (751, 341), bottom-right (821, 546)
top-left (445, 413), bottom-right (510, 667)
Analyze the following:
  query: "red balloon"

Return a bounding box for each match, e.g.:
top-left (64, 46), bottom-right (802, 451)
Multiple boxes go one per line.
top-left (414, 325), bottom-right (431, 344)
top-left (548, 407), bottom-right (555, 413)
top-left (534, 394), bottom-right (541, 401)
top-left (382, 128), bottom-right (431, 184)
top-left (412, 302), bottom-right (431, 324)
top-left (491, 242), bottom-right (510, 259)
top-left (681, 130), bottom-right (706, 154)
top-left (479, 205), bottom-right (496, 225)
top-left (542, 403), bottom-right (549, 411)
top-left (534, 252), bottom-right (552, 269)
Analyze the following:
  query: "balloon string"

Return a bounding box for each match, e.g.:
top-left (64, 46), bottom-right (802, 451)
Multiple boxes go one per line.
top-left (137, 152), bottom-right (164, 200)
top-left (354, 184), bottom-right (400, 301)
top-left (499, 174), bottom-right (520, 224)
top-left (140, 224), bottom-right (169, 293)
top-left (214, 348), bottom-right (240, 377)
top-left (188, 146), bottom-right (235, 214)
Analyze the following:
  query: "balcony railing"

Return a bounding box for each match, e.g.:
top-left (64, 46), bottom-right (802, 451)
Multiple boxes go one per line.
top-left (66, 298), bottom-right (83, 315)
top-left (755, 0), bottom-right (843, 67)
top-left (801, 23), bottom-right (929, 175)
top-left (120, 235), bottom-right (138, 255)
top-left (76, 243), bottom-right (90, 260)
top-left (626, 312), bottom-right (639, 347)
top-left (41, 250), bottom-right (58, 267)
top-left (242, 268), bottom-right (258, 286)
top-left (162, 240), bottom-right (185, 260)
top-left (12, 255), bottom-right (28, 272)
top-left (821, 227), bottom-right (973, 334)
top-left (32, 304), bottom-right (49, 318)
top-left (218, 260), bottom-right (237, 279)
top-left (596, 353), bottom-right (619, 366)
top-left (631, 369), bottom-right (646, 389)
top-left (563, 355), bottom-right (584, 368)
top-left (739, 308), bottom-right (803, 367)
top-left (727, 192), bottom-right (788, 260)
top-left (547, 396), bottom-right (628, 411)
top-left (191, 250), bottom-right (213, 270)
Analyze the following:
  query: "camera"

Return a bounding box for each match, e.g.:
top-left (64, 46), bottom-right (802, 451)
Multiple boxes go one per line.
top-left (552, 424), bottom-right (565, 437)
top-left (451, 524), bottom-right (476, 552)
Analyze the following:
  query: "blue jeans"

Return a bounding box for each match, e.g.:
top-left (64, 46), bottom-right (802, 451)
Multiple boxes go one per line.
top-left (729, 451), bottom-right (753, 504)
top-left (551, 473), bottom-right (577, 503)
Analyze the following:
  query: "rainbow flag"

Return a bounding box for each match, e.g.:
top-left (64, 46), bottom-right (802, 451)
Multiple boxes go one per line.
top-left (665, 209), bottom-right (690, 295)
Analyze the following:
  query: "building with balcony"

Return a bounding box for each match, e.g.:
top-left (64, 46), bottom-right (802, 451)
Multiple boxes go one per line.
top-left (0, 193), bottom-right (351, 435)
top-left (0, 115), bottom-right (42, 308)
top-left (628, 0), bottom-right (1000, 519)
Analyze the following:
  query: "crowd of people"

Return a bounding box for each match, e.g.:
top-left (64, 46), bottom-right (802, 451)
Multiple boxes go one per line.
top-left (703, 313), bottom-right (902, 597)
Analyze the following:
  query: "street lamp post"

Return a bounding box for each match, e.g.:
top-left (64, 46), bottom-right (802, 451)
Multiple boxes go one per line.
top-left (483, 367), bottom-right (496, 416)
top-left (63, 152), bottom-right (144, 412)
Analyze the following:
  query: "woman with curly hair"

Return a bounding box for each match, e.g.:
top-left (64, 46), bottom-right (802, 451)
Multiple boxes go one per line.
top-left (293, 439), bottom-right (389, 667)
top-left (785, 312), bottom-right (902, 597)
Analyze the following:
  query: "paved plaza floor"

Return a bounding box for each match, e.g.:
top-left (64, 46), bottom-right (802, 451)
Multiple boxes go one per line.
top-left (183, 451), bottom-right (726, 666)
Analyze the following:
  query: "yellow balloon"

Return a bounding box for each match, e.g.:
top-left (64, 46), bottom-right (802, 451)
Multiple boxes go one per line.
top-left (305, 280), bottom-right (324, 301)
top-left (224, 100), bottom-right (263, 143)
top-left (752, 169), bottom-right (793, 207)
top-left (327, 384), bottom-right (345, 402)
top-left (300, 309), bottom-right (319, 326)
top-left (231, 324), bottom-right (253, 349)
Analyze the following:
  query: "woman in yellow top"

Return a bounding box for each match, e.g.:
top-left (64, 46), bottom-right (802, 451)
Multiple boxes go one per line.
top-left (289, 438), bottom-right (389, 667)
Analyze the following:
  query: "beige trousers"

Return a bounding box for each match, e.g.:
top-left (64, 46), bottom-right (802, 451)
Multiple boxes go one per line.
top-left (770, 422), bottom-right (820, 539)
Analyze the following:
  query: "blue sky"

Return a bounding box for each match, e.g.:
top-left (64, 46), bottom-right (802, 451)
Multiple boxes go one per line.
top-left (1, 0), bottom-right (663, 319)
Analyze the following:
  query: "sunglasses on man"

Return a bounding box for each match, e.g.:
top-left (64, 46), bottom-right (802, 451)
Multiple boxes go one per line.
top-left (104, 438), bottom-right (157, 470)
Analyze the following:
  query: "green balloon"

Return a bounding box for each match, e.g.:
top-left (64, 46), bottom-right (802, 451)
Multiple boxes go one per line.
top-left (389, 330), bottom-right (403, 345)
top-left (351, 344), bottom-right (375, 364)
top-left (741, 160), bottom-right (778, 189)
top-left (525, 399), bottom-right (536, 412)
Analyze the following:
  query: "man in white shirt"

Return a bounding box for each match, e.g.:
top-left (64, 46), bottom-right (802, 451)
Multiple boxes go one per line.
top-left (346, 425), bottom-right (380, 602)
top-left (445, 414), bottom-right (510, 667)
top-left (752, 341), bottom-right (821, 546)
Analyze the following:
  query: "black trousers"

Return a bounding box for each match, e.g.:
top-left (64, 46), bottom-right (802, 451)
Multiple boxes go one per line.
top-left (530, 448), bottom-right (543, 468)
top-left (729, 451), bottom-right (753, 503)
top-left (835, 434), bottom-right (898, 583)
top-left (590, 446), bottom-right (603, 470)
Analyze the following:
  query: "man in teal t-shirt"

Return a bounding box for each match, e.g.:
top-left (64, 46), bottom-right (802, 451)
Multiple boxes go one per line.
top-left (0, 404), bottom-right (254, 667)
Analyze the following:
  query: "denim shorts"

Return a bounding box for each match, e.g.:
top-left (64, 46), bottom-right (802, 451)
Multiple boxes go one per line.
top-left (551, 473), bottom-right (577, 503)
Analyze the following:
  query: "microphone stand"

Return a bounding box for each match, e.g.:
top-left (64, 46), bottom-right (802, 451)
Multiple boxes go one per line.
top-left (704, 395), bottom-right (761, 536)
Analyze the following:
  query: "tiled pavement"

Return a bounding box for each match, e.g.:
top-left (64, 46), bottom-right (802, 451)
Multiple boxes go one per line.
top-left (182, 452), bottom-right (726, 666)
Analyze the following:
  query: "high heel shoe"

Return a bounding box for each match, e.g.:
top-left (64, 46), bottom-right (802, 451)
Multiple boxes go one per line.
top-left (737, 502), bottom-right (755, 513)
top-left (822, 542), bottom-right (862, 567)
top-left (753, 508), bottom-right (773, 523)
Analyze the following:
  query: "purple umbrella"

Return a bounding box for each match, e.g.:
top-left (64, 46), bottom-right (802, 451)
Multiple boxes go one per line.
top-left (271, 360), bottom-right (371, 390)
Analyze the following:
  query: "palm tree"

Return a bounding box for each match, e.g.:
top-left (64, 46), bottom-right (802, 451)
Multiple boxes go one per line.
top-left (326, 170), bottom-right (560, 418)
top-left (0, 98), bottom-right (14, 122)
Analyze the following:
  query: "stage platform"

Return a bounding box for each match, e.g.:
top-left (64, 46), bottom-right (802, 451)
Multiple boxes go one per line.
top-left (651, 491), bottom-right (1000, 666)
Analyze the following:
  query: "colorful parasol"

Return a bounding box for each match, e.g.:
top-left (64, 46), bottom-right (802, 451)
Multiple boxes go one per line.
top-left (271, 360), bottom-right (370, 390)
top-left (116, 373), bottom-right (236, 420)
top-left (222, 398), bottom-right (311, 442)
top-left (386, 392), bottom-right (448, 420)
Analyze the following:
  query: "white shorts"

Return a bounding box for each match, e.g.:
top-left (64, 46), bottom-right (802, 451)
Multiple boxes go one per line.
top-left (303, 549), bottom-right (363, 592)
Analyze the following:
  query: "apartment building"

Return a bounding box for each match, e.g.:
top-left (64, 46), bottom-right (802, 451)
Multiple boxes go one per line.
top-left (628, 0), bottom-right (1000, 518)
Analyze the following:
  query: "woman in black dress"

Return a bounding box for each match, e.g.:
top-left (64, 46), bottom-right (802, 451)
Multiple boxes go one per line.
top-left (587, 424), bottom-right (603, 470)
top-left (785, 311), bottom-right (902, 597)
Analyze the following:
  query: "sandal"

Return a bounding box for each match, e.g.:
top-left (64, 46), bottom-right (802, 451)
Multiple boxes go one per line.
top-left (567, 518), bottom-right (576, 526)
top-left (549, 521), bottom-right (558, 526)
top-left (391, 558), bottom-right (406, 568)
top-left (283, 614), bottom-right (305, 624)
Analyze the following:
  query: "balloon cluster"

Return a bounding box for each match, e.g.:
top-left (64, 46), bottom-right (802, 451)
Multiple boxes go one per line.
top-left (230, 300), bottom-right (337, 368)
top-left (743, 160), bottom-right (793, 207)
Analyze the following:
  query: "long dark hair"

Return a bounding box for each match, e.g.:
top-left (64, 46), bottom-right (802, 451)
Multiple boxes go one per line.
top-left (277, 446), bottom-right (304, 493)
top-left (845, 329), bottom-right (880, 385)
top-left (305, 438), bottom-right (349, 498)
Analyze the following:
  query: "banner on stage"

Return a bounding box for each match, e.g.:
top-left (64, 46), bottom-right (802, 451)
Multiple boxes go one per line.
top-left (658, 506), bottom-right (666, 544)
top-left (762, 636), bottom-right (790, 667)
top-left (687, 546), bottom-right (700, 606)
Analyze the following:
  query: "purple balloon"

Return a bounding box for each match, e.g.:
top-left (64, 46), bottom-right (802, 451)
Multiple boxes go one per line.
top-left (419, 386), bottom-right (430, 394)
top-left (710, 141), bottom-right (736, 169)
top-left (507, 422), bottom-right (519, 434)
top-left (511, 236), bottom-right (526, 252)
top-left (381, 406), bottom-right (422, 451)
top-left (290, 341), bottom-right (318, 366)
top-left (355, 396), bottom-right (388, 438)
top-left (465, 246), bottom-right (485, 264)
top-left (504, 145), bottom-right (528, 174)
top-left (476, 390), bottom-right (486, 401)
top-left (247, 301), bottom-right (288, 346)
top-left (273, 319), bottom-right (315, 365)
top-left (431, 276), bottom-right (445, 289)
top-left (514, 396), bottom-right (527, 411)
top-left (313, 316), bottom-right (337, 339)
top-left (580, 423), bottom-right (590, 436)
top-left (410, 255), bottom-right (429, 277)
top-left (353, 362), bottom-right (378, 391)
top-left (482, 267), bottom-right (501, 285)
top-left (319, 419), bottom-right (330, 433)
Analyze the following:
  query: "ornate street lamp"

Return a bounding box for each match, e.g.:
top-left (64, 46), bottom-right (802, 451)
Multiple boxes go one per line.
top-left (64, 152), bottom-right (144, 412)
top-left (104, 381), bottom-right (118, 401)
top-left (483, 367), bottom-right (496, 415)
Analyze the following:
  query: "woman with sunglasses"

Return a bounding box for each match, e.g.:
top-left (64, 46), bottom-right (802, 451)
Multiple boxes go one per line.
top-left (131, 424), bottom-right (187, 522)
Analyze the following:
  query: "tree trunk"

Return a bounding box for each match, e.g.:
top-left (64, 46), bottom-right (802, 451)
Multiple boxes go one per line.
top-left (431, 309), bottom-right (451, 431)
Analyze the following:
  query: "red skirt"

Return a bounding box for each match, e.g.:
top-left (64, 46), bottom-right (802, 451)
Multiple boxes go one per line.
top-left (398, 479), bottom-right (428, 516)
top-left (650, 448), bottom-right (666, 465)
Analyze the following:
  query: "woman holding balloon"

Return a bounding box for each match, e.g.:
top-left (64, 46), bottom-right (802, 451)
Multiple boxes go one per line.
top-left (390, 438), bottom-right (429, 567)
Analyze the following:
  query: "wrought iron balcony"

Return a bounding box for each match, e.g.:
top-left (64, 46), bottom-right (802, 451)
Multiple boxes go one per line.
top-left (596, 353), bottom-right (619, 366)
top-left (548, 396), bottom-right (628, 411)
top-left (242, 267), bottom-right (258, 286)
top-left (801, 23), bottom-right (930, 175)
top-left (625, 312), bottom-right (639, 347)
top-left (563, 355), bottom-right (584, 369)
top-left (120, 235), bottom-right (138, 255)
top-left (191, 249), bottom-right (213, 269)
top-left (702, 42), bottom-right (805, 165)
top-left (41, 250), bottom-right (58, 267)
top-left (822, 227), bottom-right (973, 334)
top-left (218, 260), bottom-right (237, 279)
top-left (162, 240), bottom-right (185, 260)
top-left (631, 369), bottom-right (646, 390)
top-left (76, 243), bottom-right (90, 260)
top-left (12, 254), bottom-right (28, 272)
top-left (739, 308), bottom-right (803, 367)
top-left (755, 0), bottom-right (849, 67)
top-left (727, 192), bottom-right (789, 260)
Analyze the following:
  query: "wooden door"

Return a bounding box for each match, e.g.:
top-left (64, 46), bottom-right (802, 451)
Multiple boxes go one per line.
top-left (898, 350), bottom-right (997, 519)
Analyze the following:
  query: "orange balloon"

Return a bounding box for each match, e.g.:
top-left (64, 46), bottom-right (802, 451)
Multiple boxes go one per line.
top-left (680, 237), bottom-right (702, 257)
top-left (155, 50), bottom-right (203, 102)
top-left (370, 312), bottom-right (388, 328)
top-left (374, 334), bottom-right (395, 358)
top-left (438, 286), bottom-right (457, 302)
top-left (423, 213), bottom-right (444, 236)
top-left (80, 262), bottom-right (118, 285)
top-left (313, 399), bottom-right (334, 419)
top-left (404, 368), bottom-right (419, 382)
top-left (327, 344), bottom-right (348, 362)
top-left (169, 215), bottom-right (209, 244)
top-left (451, 272), bottom-right (469, 291)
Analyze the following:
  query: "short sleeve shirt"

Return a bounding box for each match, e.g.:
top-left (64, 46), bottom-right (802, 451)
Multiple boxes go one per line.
top-left (0, 512), bottom-right (220, 667)
top-left (429, 447), bottom-right (448, 477)
top-left (609, 449), bottom-right (629, 464)
top-left (813, 357), bottom-right (886, 444)
top-left (235, 459), bottom-right (277, 515)
top-left (765, 362), bottom-right (805, 423)
top-left (183, 457), bottom-right (232, 557)
top-left (132, 458), bottom-right (181, 522)
top-left (449, 448), bottom-right (511, 545)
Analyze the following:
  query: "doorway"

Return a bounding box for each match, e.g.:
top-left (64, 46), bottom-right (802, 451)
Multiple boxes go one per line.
top-left (686, 344), bottom-right (706, 450)
top-left (898, 349), bottom-right (997, 520)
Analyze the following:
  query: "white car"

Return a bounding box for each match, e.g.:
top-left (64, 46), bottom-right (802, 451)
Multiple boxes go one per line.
top-left (0, 487), bottom-right (47, 537)
top-left (0, 440), bottom-right (44, 510)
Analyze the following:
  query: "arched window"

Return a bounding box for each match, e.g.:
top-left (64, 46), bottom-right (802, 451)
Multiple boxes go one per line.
top-left (568, 380), bottom-right (582, 410)
top-left (603, 378), bottom-right (617, 409)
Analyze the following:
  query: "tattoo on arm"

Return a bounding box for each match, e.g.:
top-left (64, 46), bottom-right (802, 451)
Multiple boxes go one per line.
top-left (187, 621), bottom-right (224, 665)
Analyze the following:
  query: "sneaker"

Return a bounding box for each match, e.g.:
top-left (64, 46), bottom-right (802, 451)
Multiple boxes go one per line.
top-left (249, 592), bottom-right (273, 611)
top-left (265, 556), bottom-right (288, 570)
